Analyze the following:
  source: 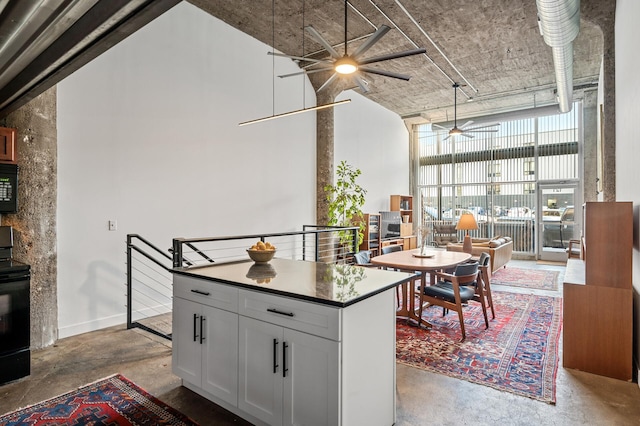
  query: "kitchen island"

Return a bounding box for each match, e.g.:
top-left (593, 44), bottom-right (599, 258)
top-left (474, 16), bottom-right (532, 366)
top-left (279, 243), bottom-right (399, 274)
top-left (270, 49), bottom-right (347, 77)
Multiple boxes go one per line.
top-left (172, 258), bottom-right (416, 426)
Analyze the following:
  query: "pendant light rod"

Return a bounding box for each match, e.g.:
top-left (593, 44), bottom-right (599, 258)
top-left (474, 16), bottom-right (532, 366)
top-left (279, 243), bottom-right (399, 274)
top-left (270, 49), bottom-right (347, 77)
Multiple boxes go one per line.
top-left (453, 82), bottom-right (458, 127)
top-left (344, 0), bottom-right (348, 55)
top-left (238, 99), bottom-right (351, 127)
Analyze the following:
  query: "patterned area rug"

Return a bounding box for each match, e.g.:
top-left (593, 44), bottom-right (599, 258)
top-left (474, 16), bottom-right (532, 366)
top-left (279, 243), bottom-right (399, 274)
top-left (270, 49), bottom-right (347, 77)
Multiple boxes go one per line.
top-left (491, 267), bottom-right (559, 290)
top-left (0, 374), bottom-right (197, 425)
top-left (396, 291), bottom-right (563, 403)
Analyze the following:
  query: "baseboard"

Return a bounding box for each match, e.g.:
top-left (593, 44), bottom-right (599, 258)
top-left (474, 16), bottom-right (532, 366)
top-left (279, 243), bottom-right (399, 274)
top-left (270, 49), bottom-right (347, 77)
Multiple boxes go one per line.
top-left (131, 303), bottom-right (172, 321)
top-left (58, 313), bottom-right (126, 339)
top-left (58, 303), bottom-right (172, 339)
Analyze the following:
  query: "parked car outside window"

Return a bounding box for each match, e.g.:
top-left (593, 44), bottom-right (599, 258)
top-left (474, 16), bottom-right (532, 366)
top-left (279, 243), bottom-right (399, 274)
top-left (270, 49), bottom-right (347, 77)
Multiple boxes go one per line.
top-left (543, 206), bottom-right (575, 248)
top-left (442, 208), bottom-right (473, 221)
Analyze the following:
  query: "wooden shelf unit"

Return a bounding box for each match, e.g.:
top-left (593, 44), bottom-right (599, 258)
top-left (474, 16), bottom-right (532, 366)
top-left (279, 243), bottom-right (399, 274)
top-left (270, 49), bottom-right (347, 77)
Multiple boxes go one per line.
top-left (358, 213), bottom-right (381, 256)
top-left (390, 195), bottom-right (413, 224)
top-left (380, 236), bottom-right (417, 251)
top-left (562, 202), bottom-right (633, 381)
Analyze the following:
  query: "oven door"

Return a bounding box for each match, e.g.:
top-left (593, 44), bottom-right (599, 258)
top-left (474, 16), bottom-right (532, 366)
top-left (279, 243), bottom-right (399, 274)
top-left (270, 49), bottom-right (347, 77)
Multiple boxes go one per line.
top-left (0, 275), bottom-right (30, 355)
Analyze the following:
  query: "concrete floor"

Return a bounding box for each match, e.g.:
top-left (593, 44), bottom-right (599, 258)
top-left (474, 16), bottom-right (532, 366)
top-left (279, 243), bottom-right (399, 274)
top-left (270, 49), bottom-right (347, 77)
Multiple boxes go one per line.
top-left (2, 261), bottom-right (640, 425)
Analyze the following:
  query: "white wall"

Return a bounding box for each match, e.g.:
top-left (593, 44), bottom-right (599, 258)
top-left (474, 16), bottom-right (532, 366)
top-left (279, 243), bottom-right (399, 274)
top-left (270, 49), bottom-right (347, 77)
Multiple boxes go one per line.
top-left (615, 0), bottom-right (640, 370)
top-left (56, 3), bottom-right (319, 337)
top-left (56, 2), bottom-right (410, 337)
top-left (335, 90), bottom-right (409, 213)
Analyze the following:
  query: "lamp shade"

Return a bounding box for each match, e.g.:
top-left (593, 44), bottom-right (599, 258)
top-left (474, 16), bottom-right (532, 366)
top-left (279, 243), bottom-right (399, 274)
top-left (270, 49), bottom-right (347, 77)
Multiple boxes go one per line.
top-left (456, 212), bottom-right (478, 231)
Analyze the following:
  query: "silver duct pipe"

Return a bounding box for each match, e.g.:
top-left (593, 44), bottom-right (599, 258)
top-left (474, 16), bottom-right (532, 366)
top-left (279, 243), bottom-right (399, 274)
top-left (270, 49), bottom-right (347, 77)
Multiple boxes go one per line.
top-left (536, 0), bottom-right (580, 112)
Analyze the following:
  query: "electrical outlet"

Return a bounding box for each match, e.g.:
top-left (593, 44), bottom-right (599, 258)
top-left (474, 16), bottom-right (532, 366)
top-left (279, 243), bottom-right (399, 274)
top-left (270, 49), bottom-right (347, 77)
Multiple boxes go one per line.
top-left (108, 220), bottom-right (117, 231)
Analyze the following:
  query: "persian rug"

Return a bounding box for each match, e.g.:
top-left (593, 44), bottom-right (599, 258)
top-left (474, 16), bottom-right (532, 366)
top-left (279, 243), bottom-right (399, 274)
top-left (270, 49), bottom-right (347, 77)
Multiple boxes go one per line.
top-left (490, 267), bottom-right (559, 291)
top-left (0, 374), bottom-right (198, 425)
top-left (396, 291), bottom-right (563, 404)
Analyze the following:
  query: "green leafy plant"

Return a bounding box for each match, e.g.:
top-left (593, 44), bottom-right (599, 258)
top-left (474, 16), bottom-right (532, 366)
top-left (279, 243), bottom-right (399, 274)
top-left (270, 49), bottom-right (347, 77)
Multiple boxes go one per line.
top-left (324, 160), bottom-right (367, 250)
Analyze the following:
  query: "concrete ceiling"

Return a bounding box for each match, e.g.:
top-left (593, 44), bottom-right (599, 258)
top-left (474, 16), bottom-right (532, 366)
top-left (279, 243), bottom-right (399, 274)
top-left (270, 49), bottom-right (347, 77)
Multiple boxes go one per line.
top-left (0, 0), bottom-right (611, 123)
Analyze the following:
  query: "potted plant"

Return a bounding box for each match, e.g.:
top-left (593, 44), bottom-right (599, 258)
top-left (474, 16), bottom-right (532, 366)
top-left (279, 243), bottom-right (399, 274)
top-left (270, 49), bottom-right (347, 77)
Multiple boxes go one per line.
top-left (324, 160), bottom-right (367, 253)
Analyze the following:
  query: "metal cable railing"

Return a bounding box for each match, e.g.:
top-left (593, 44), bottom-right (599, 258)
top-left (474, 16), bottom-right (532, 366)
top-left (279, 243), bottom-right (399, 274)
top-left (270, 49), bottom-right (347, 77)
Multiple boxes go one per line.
top-left (126, 227), bottom-right (358, 340)
top-left (126, 234), bottom-right (174, 340)
top-left (171, 226), bottom-right (358, 269)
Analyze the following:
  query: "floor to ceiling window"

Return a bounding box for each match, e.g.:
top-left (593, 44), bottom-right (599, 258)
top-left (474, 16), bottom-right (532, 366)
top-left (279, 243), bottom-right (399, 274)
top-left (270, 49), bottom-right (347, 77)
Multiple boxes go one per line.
top-left (416, 102), bottom-right (582, 256)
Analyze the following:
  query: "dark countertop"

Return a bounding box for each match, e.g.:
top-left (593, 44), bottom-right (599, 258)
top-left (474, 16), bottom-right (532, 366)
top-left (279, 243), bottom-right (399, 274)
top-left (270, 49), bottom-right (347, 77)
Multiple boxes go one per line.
top-left (173, 258), bottom-right (417, 308)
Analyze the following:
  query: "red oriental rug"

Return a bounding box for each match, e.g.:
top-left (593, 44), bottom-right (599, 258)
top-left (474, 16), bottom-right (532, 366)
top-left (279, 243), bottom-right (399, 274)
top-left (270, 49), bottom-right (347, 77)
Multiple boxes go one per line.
top-left (396, 291), bottom-right (563, 404)
top-left (0, 374), bottom-right (197, 425)
top-left (490, 267), bottom-right (559, 291)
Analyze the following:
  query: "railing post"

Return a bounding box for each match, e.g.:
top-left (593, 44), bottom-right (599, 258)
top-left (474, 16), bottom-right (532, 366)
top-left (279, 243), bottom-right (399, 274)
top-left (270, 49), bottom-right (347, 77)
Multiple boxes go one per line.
top-left (172, 238), bottom-right (183, 268)
top-left (126, 234), bottom-right (133, 330)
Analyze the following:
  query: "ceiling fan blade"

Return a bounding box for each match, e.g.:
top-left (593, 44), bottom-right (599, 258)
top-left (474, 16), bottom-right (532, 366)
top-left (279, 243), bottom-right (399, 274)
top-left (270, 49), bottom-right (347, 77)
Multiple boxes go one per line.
top-left (351, 25), bottom-right (391, 59)
top-left (305, 25), bottom-right (341, 59)
top-left (464, 122), bottom-right (501, 131)
top-left (353, 75), bottom-right (370, 93)
top-left (443, 135), bottom-right (451, 141)
top-left (461, 133), bottom-right (474, 139)
top-left (431, 123), bottom-right (450, 131)
top-left (267, 51), bottom-right (331, 64)
top-left (464, 129), bottom-right (499, 133)
top-left (278, 67), bottom-right (332, 78)
top-left (317, 72), bottom-right (339, 91)
top-left (359, 48), bottom-right (426, 65)
top-left (359, 66), bottom-right (411, 81)
top-left (460, 120), bottom-right (474, 129)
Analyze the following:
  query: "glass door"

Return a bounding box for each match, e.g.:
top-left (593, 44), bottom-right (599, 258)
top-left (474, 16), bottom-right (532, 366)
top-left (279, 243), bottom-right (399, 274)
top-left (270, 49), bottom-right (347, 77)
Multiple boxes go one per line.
top-left (537, 182), bottom-right (580, 262)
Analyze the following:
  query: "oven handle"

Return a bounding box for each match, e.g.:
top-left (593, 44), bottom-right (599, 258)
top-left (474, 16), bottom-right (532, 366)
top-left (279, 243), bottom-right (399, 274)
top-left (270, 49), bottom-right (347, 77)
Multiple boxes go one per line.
top-left (0, 274), bottom-right (30, 284)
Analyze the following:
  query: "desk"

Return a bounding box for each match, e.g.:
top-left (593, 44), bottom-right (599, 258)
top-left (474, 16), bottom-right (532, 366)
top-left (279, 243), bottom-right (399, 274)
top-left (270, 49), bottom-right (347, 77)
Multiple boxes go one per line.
top-left (371, 249), bottom-right (471, 326)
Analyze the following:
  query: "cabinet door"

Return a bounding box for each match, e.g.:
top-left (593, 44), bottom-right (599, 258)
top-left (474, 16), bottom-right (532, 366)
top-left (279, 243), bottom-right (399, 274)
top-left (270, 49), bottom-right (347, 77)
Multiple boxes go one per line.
top-left (202, 305), bottom-right (239, 406)
top-left (238, 316), bottom-right (284, 425)
top-left (172, 297), bottom-right (202, 386)
top-left (283, 328), bottom-right (339, 426)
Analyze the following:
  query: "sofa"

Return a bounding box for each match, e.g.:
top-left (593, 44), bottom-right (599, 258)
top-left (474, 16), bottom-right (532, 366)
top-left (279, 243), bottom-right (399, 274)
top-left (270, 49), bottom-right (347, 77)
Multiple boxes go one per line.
top-left (446, 236), bottom-right (513, 273)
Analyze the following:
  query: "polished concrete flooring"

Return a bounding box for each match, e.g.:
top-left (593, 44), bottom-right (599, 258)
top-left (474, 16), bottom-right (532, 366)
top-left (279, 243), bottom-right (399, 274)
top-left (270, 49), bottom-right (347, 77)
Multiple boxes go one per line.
top-left (2, 261), bottom-right (640, 425)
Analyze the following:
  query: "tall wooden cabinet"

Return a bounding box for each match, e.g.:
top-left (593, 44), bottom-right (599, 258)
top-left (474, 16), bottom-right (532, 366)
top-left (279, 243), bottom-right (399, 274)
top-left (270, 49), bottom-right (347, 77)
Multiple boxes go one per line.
top-left (563, 202), bottom-right (633, 381)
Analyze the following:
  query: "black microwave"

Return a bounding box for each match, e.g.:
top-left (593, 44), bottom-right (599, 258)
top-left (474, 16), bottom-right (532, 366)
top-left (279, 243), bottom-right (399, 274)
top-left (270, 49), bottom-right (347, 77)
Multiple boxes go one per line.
top-left (0, 164), bottom-right (18, 213)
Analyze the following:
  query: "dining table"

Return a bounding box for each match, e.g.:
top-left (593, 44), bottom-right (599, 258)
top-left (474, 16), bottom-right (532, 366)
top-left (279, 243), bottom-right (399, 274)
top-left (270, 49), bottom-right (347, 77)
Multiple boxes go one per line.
top-left (371, 248), bottom-right (472, 327)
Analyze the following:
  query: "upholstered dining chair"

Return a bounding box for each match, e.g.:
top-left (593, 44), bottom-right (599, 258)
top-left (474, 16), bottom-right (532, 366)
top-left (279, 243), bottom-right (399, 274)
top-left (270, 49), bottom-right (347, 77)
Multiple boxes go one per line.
top-left (381, 244), bottom-right (403, 255)
top-left (417, 261), bottom-right (488, 341)
top-left (353, 250), bottom-right (374, 266)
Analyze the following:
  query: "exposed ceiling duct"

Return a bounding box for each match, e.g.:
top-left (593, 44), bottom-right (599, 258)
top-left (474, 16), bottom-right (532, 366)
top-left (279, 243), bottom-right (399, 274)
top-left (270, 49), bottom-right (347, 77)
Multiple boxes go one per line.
top-left (536, 0), bottom-right (581, 113)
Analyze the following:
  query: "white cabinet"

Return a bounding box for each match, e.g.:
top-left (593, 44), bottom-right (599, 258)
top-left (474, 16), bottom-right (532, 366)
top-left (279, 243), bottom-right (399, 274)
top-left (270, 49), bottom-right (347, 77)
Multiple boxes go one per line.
top-left (173, 269), bottom-right (396, 426)
top-left (238, 316), bottom-right (339, 426)
top-left (172, 277), bottom-right (239, 407)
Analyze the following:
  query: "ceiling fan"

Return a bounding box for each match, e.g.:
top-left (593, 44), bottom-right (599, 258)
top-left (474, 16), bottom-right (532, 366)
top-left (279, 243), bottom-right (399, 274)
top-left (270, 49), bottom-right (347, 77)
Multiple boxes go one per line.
top-left (432, 83), bottom-right (500, 140)
top-left (270, 0), bottom-right (426, 93)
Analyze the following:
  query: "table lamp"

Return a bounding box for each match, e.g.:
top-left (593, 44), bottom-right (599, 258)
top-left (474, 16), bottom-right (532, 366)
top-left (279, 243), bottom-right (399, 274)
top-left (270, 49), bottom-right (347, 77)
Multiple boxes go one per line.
top-left (456, 212), bottom-right (478, 254)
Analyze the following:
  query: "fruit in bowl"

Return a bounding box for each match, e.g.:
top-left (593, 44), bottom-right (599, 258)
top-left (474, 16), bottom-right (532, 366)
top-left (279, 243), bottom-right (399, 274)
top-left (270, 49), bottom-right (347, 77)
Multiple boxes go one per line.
top-left (247, 240), bottom-right (276, 263)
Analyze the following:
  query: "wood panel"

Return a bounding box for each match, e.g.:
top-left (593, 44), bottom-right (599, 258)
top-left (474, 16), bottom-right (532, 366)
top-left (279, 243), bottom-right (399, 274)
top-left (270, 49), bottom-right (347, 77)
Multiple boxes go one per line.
top-left (584, 202), bottom-right (632, 288)
top-left (563, 283), bottom-right (633, 381)
top-left (562, 202), bottom-right (633, 381)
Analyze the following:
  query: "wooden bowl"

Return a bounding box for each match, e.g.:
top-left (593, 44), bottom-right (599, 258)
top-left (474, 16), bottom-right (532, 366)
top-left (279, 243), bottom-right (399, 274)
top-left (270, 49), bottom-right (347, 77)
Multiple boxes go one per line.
top-left (247, 249), bottom-right (276, 263)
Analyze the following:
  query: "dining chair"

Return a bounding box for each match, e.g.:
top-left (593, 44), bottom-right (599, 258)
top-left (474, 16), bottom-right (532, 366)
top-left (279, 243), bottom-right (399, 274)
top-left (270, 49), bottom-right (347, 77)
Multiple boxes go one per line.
top-left (381, 244), bottom-right (403, 255)
top-left (380, 244), bottom-right (407, 307)
top-left (476, 252), bottom-right (495, 319)
top-left (353, 250), bottom-right (375, 267)
top-left (417, 261), bottom-right (488, 341)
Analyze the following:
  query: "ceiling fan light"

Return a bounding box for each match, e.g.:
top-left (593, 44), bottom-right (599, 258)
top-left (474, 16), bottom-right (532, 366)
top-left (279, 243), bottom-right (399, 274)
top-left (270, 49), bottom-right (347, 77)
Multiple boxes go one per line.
top-left (449, 127), bottom-right (463, 136)
top-left (335, 57), bottom-right (358, 74)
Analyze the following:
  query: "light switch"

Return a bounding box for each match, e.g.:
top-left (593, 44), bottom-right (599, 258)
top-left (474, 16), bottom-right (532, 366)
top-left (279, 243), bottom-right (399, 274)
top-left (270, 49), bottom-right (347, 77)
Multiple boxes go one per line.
top-left (108, 220), bottom-right (117, 231)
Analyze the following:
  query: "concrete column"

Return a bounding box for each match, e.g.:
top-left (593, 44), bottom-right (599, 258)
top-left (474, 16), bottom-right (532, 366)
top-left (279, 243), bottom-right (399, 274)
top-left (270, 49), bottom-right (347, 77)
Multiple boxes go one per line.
top-left (309, 74), bottom-right (343, 226)
top-left (582, 89), bottom-right (598, 202)
top-left (1, 87), bottom-right (58, 349)
top-left (315, 89), bottom-right (335, 227)
top-left (582, 0), bottom-right (616, 201)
